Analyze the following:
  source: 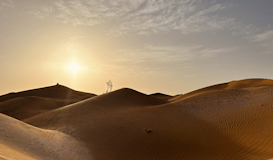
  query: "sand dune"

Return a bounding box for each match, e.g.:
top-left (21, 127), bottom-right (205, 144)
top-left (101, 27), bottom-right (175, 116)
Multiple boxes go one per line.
top-left (149, 93), bottom-right (173, 101)
top-left (25, 88), bottom-right (167, 128)
top-left (3, 79), bottom-right (273, 159)
top-left (227, 78), bottom-right (273, 89)
top-left (171, 78), bottom-right (273, 102)
top-left (0, 84), bottom-right (96, 120)
top-left (0, 84), bottom-right (96, 103)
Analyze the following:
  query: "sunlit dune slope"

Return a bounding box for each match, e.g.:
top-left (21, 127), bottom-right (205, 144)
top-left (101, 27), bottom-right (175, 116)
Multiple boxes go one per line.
top-left (0, 113), bottom-right (91, 160)
top-left (0, 84), bottom-right (96, 103)
top-left (0, 96), bottom-right (78, 120)
top-left (149, 93), bottom-right (173, 101)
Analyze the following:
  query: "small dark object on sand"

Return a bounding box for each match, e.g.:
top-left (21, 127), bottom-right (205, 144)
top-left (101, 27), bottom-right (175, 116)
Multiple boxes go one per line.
top-left (145, 129), bottom-right (152, 133)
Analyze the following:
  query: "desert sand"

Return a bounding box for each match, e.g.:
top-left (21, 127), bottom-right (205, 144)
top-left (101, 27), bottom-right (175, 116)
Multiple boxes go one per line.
top-left (0, 142), bottom-right (37, 160)
top-left (2, 79), bottom-right (273, 159)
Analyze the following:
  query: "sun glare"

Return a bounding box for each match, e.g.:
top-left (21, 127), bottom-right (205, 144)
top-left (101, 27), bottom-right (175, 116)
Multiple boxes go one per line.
top-left (68, 63), bottom-right (80, 73)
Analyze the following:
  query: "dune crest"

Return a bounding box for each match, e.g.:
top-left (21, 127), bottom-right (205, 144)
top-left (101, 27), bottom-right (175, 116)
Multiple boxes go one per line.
top-left (171, 78), bottom-right (273, 101)
top-left (227, 78), bottom-right (273, 89)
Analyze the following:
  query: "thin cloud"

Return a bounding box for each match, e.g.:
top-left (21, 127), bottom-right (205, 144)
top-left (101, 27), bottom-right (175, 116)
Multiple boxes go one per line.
top-left (27, 6), bottom-right (53, 19)
top-left (115, 45), bottom-right (236, 63)
top-left (251, 30), bottom-right (273, 42)
top-left (103, 44), bottom-right (236, 75)
top-left (116, 0), bottom-right (234, 34)
top-left (0, 0), bottom-right (14, 10)
top-left (249, 30), bottom-right (273, 54)
top-left (24, 0), bottom-right (237, 35)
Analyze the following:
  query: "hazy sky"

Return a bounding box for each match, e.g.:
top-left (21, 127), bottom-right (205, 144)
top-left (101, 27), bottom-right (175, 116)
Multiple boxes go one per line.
top-left (1, 0), bottom-right (273, 95)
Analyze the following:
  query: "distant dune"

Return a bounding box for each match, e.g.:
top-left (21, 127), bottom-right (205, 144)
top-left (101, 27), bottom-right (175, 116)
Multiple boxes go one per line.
top-left (2, 79), bottom-right (273, 159)
top-left (149, 93), bottom-right (173, 101)
top-left (0, 84), bottom-right (96, 103)
top-left (0, 84), bottom-right (96, 120)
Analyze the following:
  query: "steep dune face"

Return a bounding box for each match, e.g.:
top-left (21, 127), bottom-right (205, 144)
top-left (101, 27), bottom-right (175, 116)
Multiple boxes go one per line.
top-left (0, 113), bottom-right (91, 160)
top-left (0, 84), bottom-right (96, 103)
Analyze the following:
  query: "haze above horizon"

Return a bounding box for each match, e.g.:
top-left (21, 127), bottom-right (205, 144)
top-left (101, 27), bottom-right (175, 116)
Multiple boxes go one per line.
top-left (1, 0), bottom-right (273, 95)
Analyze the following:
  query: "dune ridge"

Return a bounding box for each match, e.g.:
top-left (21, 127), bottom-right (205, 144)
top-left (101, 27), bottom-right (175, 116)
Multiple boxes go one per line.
top-left (171, 78), bottom-right (273, 102)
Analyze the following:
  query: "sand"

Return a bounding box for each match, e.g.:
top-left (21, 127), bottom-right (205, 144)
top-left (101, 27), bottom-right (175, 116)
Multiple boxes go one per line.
top-left (2, 79), bottom-right (273, 159)
top-left (0, 143), bottom-right (37, 160)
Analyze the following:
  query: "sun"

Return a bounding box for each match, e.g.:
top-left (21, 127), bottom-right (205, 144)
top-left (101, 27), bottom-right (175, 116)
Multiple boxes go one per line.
top-left (68, 63), bottom-right (80, 73)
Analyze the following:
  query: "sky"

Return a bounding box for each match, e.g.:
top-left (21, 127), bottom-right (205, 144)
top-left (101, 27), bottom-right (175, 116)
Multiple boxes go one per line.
top-left (0, 0), bottom-right (273, 95)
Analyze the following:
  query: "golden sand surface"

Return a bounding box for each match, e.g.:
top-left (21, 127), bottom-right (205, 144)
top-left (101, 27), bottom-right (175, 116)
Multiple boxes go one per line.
top-left (0, 143), bottom-right (37, 160)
